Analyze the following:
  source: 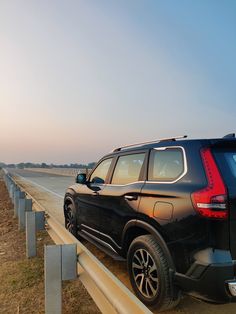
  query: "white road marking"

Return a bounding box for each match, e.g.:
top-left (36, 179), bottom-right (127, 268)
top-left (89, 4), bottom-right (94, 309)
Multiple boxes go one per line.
top-left (14, 173), bottom-right (64, 199)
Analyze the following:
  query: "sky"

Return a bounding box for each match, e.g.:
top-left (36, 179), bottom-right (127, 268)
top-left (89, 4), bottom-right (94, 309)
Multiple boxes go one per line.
top-left (0, 0), bottom-right (236, 164)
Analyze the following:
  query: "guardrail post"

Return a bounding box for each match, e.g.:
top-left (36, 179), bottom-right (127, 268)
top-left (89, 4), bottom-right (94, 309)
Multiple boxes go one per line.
top-left (13, 187), bottom-right (20, 216)
top-left (14, 190), bottom-right (25, 218)
top-left (6, 176), bottom-right (11, 191)
top-left (18, 198), bottom-right (32, 230)
top-left (4, 175), bottom-right (9, 191)
top-left (9, 183), bottom-right (15, 200)
top-left (45, 245), bottom-right (62, 314)
top-left (26, 210), bottom-right (45, 258)
top-left (15, 190), bottom-right (26, 217)
top-left (5, 176), bottom-right (8, 190)
top-left (12, 185), bottom-right (17, 199)
top-left (44, 244), bottom-right (77, 314)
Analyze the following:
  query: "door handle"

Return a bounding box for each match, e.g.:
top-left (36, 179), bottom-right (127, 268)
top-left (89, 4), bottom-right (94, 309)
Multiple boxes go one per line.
top-left (124, 195), bottom-right (138, 201)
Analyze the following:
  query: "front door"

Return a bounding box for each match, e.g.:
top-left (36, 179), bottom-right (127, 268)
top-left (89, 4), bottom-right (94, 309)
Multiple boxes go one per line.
top-left (98, 152), bottom-right (147, 248)
top-left (76, 157), bottom-right (113, 235)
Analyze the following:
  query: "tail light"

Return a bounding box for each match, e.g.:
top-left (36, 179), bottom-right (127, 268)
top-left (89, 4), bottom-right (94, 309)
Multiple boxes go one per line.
top-left (191, 147), bottom-right (228, 219)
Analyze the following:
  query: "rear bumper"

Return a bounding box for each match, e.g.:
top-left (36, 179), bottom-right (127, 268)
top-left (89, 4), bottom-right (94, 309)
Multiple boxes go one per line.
top-left (174, 248), bottom-right (236, 303)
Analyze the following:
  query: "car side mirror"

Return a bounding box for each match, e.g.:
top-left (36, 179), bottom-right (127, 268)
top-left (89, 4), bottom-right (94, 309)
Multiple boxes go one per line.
top-left (76, 173), bottom-right (87, 184)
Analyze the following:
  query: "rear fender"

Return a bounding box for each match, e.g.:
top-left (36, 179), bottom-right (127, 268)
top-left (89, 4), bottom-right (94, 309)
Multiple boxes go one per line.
top-left (122, 219), bottom-right (175, 270)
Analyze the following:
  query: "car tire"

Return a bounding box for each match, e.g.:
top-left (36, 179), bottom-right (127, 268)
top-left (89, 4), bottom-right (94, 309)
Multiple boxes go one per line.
top-left (64, 202), bottom-right (78, 237)
top-left (127, 234), bottom-right (181, 311)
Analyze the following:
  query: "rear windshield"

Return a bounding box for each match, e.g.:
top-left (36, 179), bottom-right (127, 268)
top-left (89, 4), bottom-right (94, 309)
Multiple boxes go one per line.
top-left (213, 149), bottom-right (236, 186)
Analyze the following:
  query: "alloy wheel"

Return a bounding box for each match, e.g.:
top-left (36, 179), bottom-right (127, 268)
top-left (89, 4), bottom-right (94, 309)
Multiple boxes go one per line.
top-left (65, 205), bottom-right (74, 233)
top-left (132, 248), bottom-right (159, 299)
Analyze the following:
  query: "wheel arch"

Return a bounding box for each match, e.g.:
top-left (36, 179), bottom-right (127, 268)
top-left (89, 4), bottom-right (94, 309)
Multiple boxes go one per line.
top-left (122, 219), bottom-right (175, 270)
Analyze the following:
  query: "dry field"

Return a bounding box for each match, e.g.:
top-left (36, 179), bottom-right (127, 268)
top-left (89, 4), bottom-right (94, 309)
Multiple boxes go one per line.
top-left (0, 172), bottom-right (99, 314)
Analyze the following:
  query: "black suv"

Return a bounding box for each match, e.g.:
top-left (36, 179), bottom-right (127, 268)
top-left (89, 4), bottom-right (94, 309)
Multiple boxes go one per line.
top-left (64, 134), bottom-right (236, 311)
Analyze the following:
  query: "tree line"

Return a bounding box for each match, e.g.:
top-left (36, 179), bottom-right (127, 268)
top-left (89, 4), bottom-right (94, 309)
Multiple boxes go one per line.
top-left (0, 162), bottom-right (96, 169)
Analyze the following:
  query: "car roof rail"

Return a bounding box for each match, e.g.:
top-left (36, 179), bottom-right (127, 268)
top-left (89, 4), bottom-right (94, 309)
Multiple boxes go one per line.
top-left (112, 135), bottom-right (188, 152)
top-left (223, 133), bottom-right (235, 139)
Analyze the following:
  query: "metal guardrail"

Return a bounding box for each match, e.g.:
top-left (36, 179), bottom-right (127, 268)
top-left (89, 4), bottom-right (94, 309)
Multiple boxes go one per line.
top-left (2, 169), bottom-right (152, 314)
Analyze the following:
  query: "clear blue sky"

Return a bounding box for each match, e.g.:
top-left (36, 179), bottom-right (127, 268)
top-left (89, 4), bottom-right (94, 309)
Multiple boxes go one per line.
top-left (0, 0), bottom-right (235, 164)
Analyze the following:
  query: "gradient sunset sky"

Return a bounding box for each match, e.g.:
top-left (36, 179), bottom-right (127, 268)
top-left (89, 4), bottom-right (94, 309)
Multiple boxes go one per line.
top-left (0, 0), bottom-right (236, 164)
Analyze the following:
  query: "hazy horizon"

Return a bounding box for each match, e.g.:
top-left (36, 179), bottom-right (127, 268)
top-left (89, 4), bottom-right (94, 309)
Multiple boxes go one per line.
top-left (1, 1), bottom-right (235, 164)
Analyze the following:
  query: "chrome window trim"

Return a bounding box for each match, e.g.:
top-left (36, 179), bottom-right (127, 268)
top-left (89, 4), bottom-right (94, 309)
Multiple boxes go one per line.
top-left (106, 181), bottom-right (145, 187)
top-left (147, 146), bottom-right (188, 184)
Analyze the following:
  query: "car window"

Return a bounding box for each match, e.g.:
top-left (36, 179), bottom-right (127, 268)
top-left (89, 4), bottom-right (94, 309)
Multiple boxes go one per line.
top-left (224, 152), bottom-right (236, 178)
top-left (148, 148), bottom-right (184, 181)
top-left (90, 158), bottom-right (112, 184)
top-left (213, 149), bottom-right (236, 185)
top-left (111, 153), bottom-right (145, 185)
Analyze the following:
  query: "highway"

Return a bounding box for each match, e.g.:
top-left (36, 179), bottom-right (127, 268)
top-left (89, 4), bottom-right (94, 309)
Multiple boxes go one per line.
top-left (7, 168), bottom-right (236, 314)
top-left (8, 168), bottom-right (71, 223)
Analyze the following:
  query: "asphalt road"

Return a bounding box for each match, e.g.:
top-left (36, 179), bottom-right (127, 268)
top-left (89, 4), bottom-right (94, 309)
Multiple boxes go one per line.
top-left (8, 168), bottom-right (73, 198)
top-left (8, 168), bottom-right (74, 223)
top-left (7, 168), bottom-right (236, 314)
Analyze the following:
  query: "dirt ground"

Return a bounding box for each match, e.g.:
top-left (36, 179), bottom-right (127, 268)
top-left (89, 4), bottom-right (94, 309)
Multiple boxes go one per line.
top-left (2, 172), bottom-right (236, 313)
top-left (0, 173), bottom-right (99, 314)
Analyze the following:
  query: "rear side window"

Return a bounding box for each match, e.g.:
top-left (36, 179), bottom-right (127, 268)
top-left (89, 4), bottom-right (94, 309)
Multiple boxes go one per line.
top-left (90, 158), bottom-right (112, 183)
top-left (214, 149), bottom-right (236, 186)
top-left (111, 153), bottom-right (145, 185)
top-left (148, 148), bottom-right (184, 181)
top-left (224, 153), bottom-right (236, 178)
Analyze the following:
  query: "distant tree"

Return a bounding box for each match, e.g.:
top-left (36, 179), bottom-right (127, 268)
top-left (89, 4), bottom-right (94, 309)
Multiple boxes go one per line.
top-left (0, 162), bottom-right (6, 168)
top-left (7, 164), bottom-right (16, 168)
top-left (88, 162), bottom-right (96, 169)
top-left (41, 163), bottom-right (49, 168)
top-left (17, 163), bottom-right (24, 169)
top-left (0, 161), bottom-right (96, 169)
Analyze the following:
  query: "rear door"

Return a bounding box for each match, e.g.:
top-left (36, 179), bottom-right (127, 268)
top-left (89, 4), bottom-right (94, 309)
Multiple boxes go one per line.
top-left (137, 146), bottom-right (194, 239)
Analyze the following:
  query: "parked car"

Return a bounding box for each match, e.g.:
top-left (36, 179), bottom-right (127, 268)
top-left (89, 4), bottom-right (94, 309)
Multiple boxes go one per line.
top-left (63, 134), bottom-right (236, 311)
